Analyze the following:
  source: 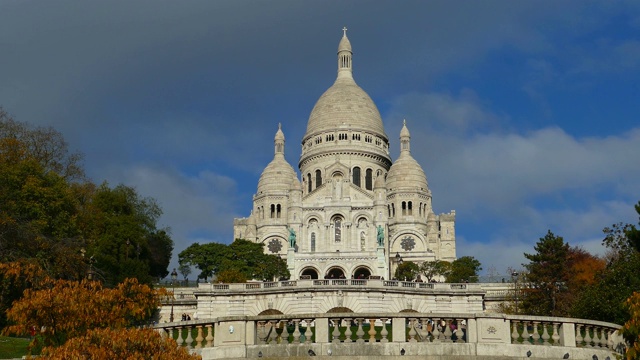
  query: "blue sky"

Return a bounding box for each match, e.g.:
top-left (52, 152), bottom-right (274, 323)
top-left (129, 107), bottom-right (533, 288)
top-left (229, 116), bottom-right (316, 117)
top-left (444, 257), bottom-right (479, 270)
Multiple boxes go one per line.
top-left (1, 1), bottom-right (639, 277)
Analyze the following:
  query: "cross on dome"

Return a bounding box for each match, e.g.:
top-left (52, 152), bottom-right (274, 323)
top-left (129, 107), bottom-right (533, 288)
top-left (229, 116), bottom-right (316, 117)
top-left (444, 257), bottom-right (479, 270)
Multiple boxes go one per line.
top-left (342, 26), bottom-right (348, 36)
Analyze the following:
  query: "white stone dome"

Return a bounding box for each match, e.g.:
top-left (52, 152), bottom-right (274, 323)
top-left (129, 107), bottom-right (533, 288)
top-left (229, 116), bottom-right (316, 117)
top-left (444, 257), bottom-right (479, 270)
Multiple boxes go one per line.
top-left (303, 30), bottom-right (387, 140)
top-left (257, 157), bottom-right (297, 194)
top-left (386, 121), bottom-right (429, 192)
top-left (386, 152), bottom-right (429, 191)
top-left (305, 79), bottom-right (386, 137)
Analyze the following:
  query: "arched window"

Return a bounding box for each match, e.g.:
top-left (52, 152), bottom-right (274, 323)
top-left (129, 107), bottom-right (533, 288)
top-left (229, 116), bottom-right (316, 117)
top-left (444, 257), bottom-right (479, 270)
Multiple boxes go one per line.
top-left (276, 204), bottom-right (281, 218)
top-left (311, 233), bottom-right (316, 252)
top-left (365, 169), bottom-right (373, 190)
top-left (392, 203), bottom-right (395, 217)
top-left (408, 201), bottom-right (412, 216)
top-left (334, 218), bottom-right (342, 242)
top-left (388, 205), bottom-right (391, 217)
top-left (402, 201), bottom-right (407, 216)
top-left (315, 170), bottom-right (322, 189)
top-left (270, 204), bottom-right (276, 218)
top-left (307, 173), bottom-right (312, 193)
top-left (353, 167), bottom-right (361, 187)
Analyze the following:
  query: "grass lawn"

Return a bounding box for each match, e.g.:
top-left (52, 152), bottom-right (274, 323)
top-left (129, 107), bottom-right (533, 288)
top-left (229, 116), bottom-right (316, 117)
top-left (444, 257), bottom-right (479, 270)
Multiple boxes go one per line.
top-left (0, 336), bottom-right (30, 359)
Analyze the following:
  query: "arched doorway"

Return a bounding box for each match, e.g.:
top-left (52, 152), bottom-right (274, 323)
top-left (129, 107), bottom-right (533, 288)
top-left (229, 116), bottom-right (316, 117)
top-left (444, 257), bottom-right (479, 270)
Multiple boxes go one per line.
top-left (325, 267), bottom-right (346, 279)
top-left (300, 267), bottom-right (319, 279)
top-left (352, 266), bottom-right (372, 279)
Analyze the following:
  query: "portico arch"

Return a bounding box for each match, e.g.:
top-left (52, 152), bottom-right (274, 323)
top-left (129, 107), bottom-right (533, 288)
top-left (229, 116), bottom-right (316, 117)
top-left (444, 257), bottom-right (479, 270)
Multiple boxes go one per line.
top-left (300, 267), bottom-right (319, 279)
top-left (352, 266), bottom-right (372, 279)
top-left (325, 266), bottom-right (346, 279)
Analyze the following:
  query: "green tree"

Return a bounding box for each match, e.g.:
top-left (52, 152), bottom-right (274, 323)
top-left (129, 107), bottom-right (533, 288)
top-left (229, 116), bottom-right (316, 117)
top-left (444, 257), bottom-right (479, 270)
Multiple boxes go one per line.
top-left (571, 219), bottom-right (640, 324)
top-left (447, 256), bottom-right (482, 283)
top-left (81, 183), bottom-right (173, 286)
top-left (420, 260), bottom-right (451, 282)
top-left (178, 239), bottom-right (289, 282)
top-left (394, 261), bottom-right (419, 281)
top-left (522, 230), bottom-right (571, 316)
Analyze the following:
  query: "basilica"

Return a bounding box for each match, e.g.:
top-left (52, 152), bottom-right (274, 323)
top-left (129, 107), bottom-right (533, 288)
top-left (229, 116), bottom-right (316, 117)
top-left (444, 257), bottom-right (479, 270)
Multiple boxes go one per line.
top-left (233, 30), bottom-right (456, 280)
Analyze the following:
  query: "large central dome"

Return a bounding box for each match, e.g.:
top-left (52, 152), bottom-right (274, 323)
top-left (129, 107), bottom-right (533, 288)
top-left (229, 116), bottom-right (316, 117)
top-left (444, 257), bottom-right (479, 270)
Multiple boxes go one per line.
top-left (302, 29), bottom-right (387, 141)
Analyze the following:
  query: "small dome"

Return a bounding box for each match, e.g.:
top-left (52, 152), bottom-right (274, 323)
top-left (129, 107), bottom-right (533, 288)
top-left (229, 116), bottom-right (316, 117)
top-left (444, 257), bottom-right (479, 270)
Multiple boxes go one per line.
top-left (275, 123), bottom-right (285, 141)
top-left (257, 157), bottom-right (297, 194)
top-left (386, 151), bottom-right (429, 191)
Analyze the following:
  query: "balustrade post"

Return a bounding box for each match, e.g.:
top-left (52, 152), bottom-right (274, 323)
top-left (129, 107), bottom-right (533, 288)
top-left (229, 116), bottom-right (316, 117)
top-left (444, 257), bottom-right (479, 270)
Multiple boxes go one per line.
top-left (331, 318), bottom-right (341, 343)
top-left (466, 318), bottom-right (478, 344)
top-left (583, 325), bottom-right (593, 347)
top-left (205, 324), bottom-right (214, 347)
top-left (368, 319), bottom-right (377, 342)
top-left (443, 319), bottom-right (453, 342)
top-left (184, 325), bottom-right (194, 349)
top-left (531, 321), bottom-right (540, 345)
top-left (551, 323), bottom-right (560, 346)
top-left (344, 318), bottom-right (353, 342)
top-left (292, 319), bottom-right (301, 344)
top-left (541, 322), bottom-right (551, 345)
top-left (379, 318), bottom-right (389, 343)
top-left (195, 325), bottom-right (204, 349)
top-left (176, 326), bottom-right (184, 347)
top-left (431, 318), bottom-right (441, 343)
top-left (420, 318), bottom-right (430, 343)
top-left (511, 320), bottom-right (520, 344)
top-left (356, 318), bottom-right (365, 343)
top-left (392, 316), bottom-right (406, 343)
top-left (303, 319), bottom-right (313, 344)
top-left (455, 319), bottom-right (465, 343)
top-left (407, 318), bottom-right (417, 342)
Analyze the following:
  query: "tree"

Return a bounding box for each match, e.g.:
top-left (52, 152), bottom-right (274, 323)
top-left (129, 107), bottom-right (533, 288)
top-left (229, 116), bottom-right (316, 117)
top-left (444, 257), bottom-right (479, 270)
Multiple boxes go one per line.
top-left (622, 292), bottom-right (640, 360)
top-left (447, 256), bottom-right (482, 283)
top-left (81, 183), bottom-right (173, 286)
top-left (0, 108), bottom-right (84, 181)
top-left (178, 263), bottom-right (192, 284)
top-left (522, 230), bottom-right (571, 317)
top-left (3, 277), bottom-right (160, 348)
top-left (41, 328), bottom-right (200, 360)
top-left (394, 261), bottom-right (419, 281)
top-left (178, 239), bottom-right (289, 282)
top-left (420, 260), bottom-right (451, 282)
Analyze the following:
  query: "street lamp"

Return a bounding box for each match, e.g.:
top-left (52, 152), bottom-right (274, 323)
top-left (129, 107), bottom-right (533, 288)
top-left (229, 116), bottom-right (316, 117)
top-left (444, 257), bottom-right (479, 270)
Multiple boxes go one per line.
top-left (394, 252), bottom-right (403, 280)
top-left (511, 271), bottom-right (519, 314)
top-left (170, 268), bottom-right (178, 322)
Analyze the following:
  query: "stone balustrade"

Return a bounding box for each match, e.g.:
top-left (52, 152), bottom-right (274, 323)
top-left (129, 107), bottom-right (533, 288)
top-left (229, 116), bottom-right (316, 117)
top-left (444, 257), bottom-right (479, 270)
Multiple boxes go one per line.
top-left (154, 312), bottom-right (625, 359)
top-left (200, 279), bottom-right (481, 292)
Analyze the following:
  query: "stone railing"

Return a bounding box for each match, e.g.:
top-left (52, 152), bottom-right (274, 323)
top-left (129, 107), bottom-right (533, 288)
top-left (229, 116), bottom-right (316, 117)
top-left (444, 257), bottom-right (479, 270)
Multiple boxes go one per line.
top-left (200, 279), bottom-right (481, 293)
top-left (154, 312), bottom-right (625, 359)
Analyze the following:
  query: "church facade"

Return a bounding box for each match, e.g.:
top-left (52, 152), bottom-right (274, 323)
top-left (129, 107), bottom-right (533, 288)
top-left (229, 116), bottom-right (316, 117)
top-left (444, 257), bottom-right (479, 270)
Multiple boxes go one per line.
top-left (233, 30), bottom-right (456, 280)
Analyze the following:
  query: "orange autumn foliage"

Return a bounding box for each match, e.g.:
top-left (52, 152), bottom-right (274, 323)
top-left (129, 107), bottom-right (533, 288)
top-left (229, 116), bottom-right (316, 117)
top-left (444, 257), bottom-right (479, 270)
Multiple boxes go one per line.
top-left (4, 277), bottom-right (161, 347)
top-left (40, 327), bottom-right (201, 360)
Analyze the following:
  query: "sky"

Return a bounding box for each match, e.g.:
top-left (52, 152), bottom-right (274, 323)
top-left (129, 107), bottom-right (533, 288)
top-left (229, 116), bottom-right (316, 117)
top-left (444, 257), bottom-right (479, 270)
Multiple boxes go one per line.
top-left (1, 1), bottom-right (639, 278)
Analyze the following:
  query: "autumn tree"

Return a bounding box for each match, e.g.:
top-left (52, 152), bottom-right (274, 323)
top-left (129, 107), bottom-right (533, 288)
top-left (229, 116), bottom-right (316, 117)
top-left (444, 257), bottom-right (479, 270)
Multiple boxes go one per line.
top-left (622, 292), bottom-right (640, 360)
top-left (0, 107), bottom-right (84, 181)
top-left (420, 260), bottom-right (451, 282)
top-left (41, 327), bottom-right (201, 360)
top-left (3, 277), bottom-right (160, 348)
top-left (446, 256), bottom-right (482, 283)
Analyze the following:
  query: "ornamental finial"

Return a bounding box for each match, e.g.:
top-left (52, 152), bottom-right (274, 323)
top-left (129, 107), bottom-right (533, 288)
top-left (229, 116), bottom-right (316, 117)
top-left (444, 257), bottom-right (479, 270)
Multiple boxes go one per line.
top-left (342, 26), bottom-right (348, 36)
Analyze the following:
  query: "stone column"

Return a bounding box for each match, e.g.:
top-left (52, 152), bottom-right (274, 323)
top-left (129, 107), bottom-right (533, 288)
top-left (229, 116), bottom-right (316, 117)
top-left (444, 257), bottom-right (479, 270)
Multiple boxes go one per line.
top-left (287, 247), bottom-right (295, 278)
top-left (392, 316), bottom-right (406, 343)
top-left (315, 318), bottom-right (329, 344)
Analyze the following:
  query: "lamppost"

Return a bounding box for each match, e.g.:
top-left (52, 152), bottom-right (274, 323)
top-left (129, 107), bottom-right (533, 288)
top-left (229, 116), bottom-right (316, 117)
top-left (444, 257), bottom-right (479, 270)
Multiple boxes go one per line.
top-left (511, 271), bottom-right (519, 314)
top-left (170, 268), bottom-right (178, 322)
top-left (394, 252), bottom-right (403, 280)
